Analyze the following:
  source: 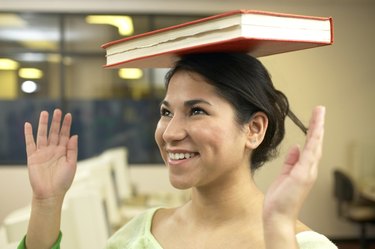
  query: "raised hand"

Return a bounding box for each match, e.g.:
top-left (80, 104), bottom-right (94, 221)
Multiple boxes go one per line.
top-left (24, 109), bottom-right (78, 201)
top-left (263, 106), bottom-right (325, 248)
top-left (23, 109), bottom-right (78, 249)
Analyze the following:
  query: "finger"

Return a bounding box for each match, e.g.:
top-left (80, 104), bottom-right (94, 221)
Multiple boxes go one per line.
top-left (304, 106), bottom-right (325, 156)
top-left (36, 111), bottom-right (49, 149)
top-left (306, 106), bottom-right (325, 141)
top-left (59, 113), bottom-right (72, 146)
top-left (24, 122), bottom-right (36, 157)
top-left (48, 109), bottom-right (62, 145)
top-left (299, 106), bottom-right (325, 174)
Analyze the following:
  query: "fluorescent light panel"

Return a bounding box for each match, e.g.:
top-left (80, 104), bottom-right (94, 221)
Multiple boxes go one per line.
top-left (86, 15), bottom-right (134, 36)
top-left (0, 14), bottom-right (27, 27)
top-left (19, 68), bottom-right (43, 79)
top-left (119, 68), bottom-right (143, 79)
top-left (0, 58), bottom-right (19, 70)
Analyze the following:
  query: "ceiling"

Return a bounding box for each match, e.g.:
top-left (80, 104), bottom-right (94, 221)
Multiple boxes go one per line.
top-left (0, 0), bottom-right (372, 15)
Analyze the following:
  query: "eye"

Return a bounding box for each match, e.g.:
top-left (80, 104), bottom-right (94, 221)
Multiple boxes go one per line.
top-left (190, 106), bottom-right (207, 116)
top-left (160, 107), bottom-right (172, 117)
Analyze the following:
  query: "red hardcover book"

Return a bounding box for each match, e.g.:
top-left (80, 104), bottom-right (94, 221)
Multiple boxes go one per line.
top-left (102, 10), bottom-right (334, 68)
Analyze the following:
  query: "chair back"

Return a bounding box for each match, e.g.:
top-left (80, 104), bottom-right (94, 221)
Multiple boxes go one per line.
top-left (333, 169), bottom-right (355, 216)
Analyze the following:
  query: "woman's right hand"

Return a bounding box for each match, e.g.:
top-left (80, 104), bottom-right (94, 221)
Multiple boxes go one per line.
top-left (24, 109), bottom-right (78, 203)
top-left (23, 109), bottom-right (78, 249)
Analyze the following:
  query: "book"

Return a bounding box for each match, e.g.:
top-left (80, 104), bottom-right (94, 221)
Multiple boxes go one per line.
top-left (102, 9), bottom-right (333, 68)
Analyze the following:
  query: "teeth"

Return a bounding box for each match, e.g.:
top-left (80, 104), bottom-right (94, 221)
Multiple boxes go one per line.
top-left (169, 152), bottom-right (195, 160)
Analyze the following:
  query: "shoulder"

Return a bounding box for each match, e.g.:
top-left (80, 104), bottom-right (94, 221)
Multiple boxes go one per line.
top-left (296, 231), bottom-right (338, 249)
top-left (105, 207), bottom-right (162, 249)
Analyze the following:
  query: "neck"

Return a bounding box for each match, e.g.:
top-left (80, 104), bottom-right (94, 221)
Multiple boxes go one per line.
top-left (186, 167), bottom-right (264, 226)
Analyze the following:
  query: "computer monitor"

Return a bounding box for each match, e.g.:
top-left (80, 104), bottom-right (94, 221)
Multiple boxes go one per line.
top-left (76, 155), bottom-right (122, 229)
top-left (101, 147), bottom-right (133, 204)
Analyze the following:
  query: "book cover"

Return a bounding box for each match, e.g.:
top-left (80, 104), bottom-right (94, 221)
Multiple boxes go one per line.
top-left (102, 10), bottom-right (334, 68)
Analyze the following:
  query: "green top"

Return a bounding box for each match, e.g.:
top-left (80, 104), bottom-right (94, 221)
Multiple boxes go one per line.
top-left (18, 207), bottom-right (337, 249)
top-left (105, 207), bottom-right (338, 249)
top-left (105, 207), bottom-right (163, 249)
top-left (17, 231), bottom-right (62, 249)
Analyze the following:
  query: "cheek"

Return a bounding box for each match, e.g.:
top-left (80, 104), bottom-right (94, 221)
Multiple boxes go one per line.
top-left (197, 122), bottom-right (246, 154)
top-left (194, 123), bottom-right (229, 147)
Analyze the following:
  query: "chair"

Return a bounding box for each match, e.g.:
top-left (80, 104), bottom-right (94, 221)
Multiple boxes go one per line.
top-left (2, 188), bottom-right (109, 249)
top-left (0, 242), bottom-right (19, 249)
top-left (333, 169), bottom-right (375, 249)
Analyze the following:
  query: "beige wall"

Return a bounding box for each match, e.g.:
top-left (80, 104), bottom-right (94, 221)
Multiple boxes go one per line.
top-left (1, 0), bottom-right (375, 239)
top-left (254, 3), bottom-right (375, 237)
top-left (0, 167), bottom-right (32, 225)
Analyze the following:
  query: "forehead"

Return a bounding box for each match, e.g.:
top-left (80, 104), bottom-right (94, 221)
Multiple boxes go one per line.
top-left (165, 71), bottom-right (218, 100)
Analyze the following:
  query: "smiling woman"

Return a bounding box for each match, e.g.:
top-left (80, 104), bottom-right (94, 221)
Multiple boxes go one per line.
top-left (16, 51), bottom-right (337, 249)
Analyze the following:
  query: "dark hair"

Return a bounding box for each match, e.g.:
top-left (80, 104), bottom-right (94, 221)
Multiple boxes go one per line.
top-left (165, 52), bottom-right (306, 171)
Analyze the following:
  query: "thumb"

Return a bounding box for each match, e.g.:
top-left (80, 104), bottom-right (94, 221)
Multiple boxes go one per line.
top-left (282, 145), bottom-right (301, 175)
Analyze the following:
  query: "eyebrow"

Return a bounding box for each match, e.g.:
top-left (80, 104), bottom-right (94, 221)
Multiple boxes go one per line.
top-left (160, 99), bottom-right (212, 108)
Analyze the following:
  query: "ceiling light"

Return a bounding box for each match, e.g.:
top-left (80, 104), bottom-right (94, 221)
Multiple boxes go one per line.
top-left (0, 58), bottom-right (19, 70)
top-left (16, 53), bottom-right (46, 62)
top-left (20, 40), bottom-right (58, 50)
top-left (21, 80), bottom-right (38, 94)
top-left (19, 68), bottom-right (43, 79)
top-left (86, 15), bottom-right (134, 36)
top-left (119, 68), bottom-right (143, 79)
top-left (0, 14), bottom-right (27, 27)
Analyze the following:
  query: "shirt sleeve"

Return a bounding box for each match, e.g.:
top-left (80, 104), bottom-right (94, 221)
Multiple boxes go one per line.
top-left (17, 231), bottom-right (62, 249)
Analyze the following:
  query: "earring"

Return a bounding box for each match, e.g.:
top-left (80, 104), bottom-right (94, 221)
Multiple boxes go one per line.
top-left (251, 139), bottom-right (257, 144)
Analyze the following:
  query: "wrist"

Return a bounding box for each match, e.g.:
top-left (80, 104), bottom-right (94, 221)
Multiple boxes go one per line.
top-left (31, 195), bottom-right (65, 214)
top-left (263, 214), bottom-right (296, 236)
top-left (27, 196), bottom-right (64, 249)
top-left (263, 215), bottom-right (298, 249)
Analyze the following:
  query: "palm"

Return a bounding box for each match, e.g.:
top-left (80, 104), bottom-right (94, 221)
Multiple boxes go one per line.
top-left (25, 110), bottom-right (78, 200)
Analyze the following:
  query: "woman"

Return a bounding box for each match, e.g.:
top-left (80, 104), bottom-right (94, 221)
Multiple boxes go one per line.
top-left (20, 53), bottom-right (336, 249)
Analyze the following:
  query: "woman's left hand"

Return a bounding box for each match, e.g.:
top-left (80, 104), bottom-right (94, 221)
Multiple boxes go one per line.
top-left (263, 106), bottom-right (325, 248)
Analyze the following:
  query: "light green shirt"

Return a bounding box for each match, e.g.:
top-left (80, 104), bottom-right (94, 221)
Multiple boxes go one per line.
top-left (18, 207), bottom-right (337, 249)
top-left (105, 207), bottom-right (162, 249)
top-left (106, 207), bottom-right (338, 249)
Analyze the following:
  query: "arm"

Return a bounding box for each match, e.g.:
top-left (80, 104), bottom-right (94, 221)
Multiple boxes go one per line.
top-left (23, 109), bottom-right (78, 249)
top-left (263, 106), bottom-right (325, 249)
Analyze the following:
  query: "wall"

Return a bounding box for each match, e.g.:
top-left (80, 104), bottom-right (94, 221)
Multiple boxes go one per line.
top-left (1, 0), bottom-right (375, 239)
top-left (254, 3), bottom-right (375, 237)
top-left (0, 167), bottom-right (32, 225)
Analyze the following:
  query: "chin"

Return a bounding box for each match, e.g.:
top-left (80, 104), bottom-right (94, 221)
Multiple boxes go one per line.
top-left (169, 177), bottom-right (194, 190)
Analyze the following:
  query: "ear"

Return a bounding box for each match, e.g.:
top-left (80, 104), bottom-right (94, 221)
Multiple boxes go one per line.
top-left (245, 112), bottom-right (268, 150)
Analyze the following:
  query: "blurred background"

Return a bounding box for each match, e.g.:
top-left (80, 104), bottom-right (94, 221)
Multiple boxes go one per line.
top-left (0, 0), bottom-right (374, 248)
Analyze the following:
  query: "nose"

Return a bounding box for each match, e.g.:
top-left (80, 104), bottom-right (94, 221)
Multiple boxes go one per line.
top-left (162, 115), bottom-right (187, 143)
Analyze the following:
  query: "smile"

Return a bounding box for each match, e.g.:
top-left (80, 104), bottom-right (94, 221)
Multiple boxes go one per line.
top-left (168, 152), bottom-right (196, 160)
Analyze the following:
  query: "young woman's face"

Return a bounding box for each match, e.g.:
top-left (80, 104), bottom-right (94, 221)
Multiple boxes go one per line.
top-left (155, 71), bottom-right (251, 190)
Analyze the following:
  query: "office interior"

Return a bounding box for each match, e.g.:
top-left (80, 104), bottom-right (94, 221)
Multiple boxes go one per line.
top-left (0, 0), bottom-right (375, 248)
